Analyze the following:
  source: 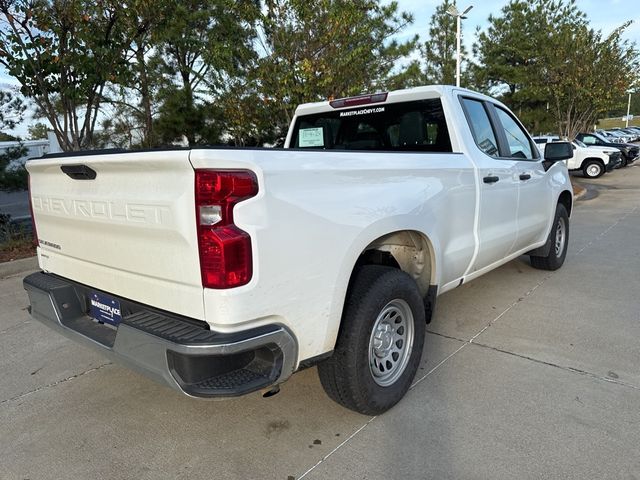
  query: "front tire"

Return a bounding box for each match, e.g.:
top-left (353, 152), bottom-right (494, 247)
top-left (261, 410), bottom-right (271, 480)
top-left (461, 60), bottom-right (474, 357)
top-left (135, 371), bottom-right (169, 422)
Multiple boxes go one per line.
top-left (318, 265), bottom-right (426, 415)
top-left (582, 160), bottom-right (605, 178)
top-left (619, 156), bottom-right (628, 168)
top-left (530, 203), bottom-right (569, 271)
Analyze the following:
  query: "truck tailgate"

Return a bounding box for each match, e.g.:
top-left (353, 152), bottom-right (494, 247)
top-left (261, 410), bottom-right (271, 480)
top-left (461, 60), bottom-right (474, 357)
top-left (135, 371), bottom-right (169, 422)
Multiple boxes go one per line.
top-left (27, 151), bottom-right (205, 320)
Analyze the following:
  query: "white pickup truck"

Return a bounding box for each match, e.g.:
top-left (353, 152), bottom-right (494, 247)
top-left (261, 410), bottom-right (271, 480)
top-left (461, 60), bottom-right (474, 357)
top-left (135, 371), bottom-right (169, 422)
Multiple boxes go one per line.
top-left (24, 86), bottom-right (574, 414)
top-left (533, 136), bottom-right (621, 178)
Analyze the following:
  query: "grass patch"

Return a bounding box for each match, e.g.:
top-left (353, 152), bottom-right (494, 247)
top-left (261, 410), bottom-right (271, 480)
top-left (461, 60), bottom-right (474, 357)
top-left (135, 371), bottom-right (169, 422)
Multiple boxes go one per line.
top-left (596, 117), bottom-right (640, 129)
top-left (0, 236), bottom-right (35, 263)
top-left (0, 213), bottom-right (35, 263)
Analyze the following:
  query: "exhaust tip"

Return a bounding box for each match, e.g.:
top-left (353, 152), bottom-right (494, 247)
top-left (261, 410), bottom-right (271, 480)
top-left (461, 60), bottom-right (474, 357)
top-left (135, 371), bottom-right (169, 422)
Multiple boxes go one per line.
top-left (262, 385), bottom-right (280, 398)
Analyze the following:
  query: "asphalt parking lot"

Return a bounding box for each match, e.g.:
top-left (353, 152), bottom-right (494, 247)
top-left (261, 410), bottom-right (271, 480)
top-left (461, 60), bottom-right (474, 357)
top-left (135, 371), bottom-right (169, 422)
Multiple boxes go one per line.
top-left (1, 164), bottom-right (639, 480)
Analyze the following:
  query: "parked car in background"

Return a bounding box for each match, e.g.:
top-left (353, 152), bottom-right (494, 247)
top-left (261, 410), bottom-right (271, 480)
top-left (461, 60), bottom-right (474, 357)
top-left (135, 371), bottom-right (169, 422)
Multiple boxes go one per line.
top-left (604, 129), bottom-right (633, 144)
top-left (622, 126), bottom-right (640, 139)
top-left (577, 132), bottom-right (639, 167)
top-left (613, 128), bottom-right (640, 142)
top-left (534, 136), bottom-right (620, 178)
top-left (532, 135), bottom-right (560, 146)
top-left (569, 139), bottom-right (621, 178)
top-left (595, 131), bottom-right (620, 143)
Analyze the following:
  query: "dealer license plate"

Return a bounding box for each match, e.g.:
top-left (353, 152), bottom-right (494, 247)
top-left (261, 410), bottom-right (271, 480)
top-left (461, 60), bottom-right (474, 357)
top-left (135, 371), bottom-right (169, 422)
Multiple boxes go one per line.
top-left (89, 292), bottom-right (122, 327)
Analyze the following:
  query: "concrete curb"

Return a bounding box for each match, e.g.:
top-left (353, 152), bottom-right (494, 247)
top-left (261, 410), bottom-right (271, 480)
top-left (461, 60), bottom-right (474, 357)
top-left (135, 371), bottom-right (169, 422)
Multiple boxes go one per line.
top-left (0, 255), bottom-right (38, 278)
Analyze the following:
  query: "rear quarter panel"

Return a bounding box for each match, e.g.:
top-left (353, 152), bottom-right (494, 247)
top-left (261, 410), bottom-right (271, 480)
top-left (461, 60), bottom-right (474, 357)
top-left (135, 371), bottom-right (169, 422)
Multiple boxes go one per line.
top-left (190, 148), bottom-right (476, 361)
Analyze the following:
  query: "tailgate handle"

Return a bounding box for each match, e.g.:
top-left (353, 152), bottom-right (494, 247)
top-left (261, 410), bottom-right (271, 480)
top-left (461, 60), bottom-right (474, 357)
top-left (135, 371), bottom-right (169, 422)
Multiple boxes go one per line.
top-left (60, 164), bottom-right (97, 180)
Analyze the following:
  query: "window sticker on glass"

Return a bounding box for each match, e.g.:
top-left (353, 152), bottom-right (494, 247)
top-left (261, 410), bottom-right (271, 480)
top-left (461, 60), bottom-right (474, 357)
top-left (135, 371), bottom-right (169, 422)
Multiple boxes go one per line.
top-left (299, 127), bottom-right (324, 147)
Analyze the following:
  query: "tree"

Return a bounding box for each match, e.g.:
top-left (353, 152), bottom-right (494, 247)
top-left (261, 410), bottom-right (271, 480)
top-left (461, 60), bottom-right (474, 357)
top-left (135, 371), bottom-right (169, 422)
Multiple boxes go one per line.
top-left (0, 144), bottom-right (27, 191)
top-left (0, 132), bottom-right (18, 141)
top-left (472, 0), bottom-right (584, 132)
top-left (254, 0), bottom-right (419, 139)
top-left (422, 0), bottom-right (469, 86)
top-left (0, 0), bottom-right (140, 151)
top-left (28, 122), bottom-right (49, 139)
top-left (543, 21), bottom-right (638, 138)
top-left (0, 88), bottom-right (26, 190)
top-left (152, 0), bottom-right (259, 146)
top-left (0, 88), bottom-right (25, 130)
top-left (101, 0), bottom-right (175, 148)
top-left (472, 0), bottom-right (638, 137)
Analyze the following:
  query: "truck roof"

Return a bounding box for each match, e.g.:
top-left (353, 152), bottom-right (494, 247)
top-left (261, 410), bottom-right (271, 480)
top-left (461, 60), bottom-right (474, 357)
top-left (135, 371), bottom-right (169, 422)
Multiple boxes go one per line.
top-left (293, 85), bottom-right (496, 117)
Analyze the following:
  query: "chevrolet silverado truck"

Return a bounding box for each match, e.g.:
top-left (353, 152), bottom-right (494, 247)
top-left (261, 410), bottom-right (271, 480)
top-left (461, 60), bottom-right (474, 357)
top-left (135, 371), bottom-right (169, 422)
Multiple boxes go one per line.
top-left (23, 86), bottom-right (574, 415)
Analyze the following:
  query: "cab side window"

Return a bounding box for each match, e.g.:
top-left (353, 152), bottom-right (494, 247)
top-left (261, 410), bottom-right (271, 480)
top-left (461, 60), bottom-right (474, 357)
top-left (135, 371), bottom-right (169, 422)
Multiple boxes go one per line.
top-left (462, 98), bottom-right (499, 157)
top-left (494, 107), bottom-right (535, 159)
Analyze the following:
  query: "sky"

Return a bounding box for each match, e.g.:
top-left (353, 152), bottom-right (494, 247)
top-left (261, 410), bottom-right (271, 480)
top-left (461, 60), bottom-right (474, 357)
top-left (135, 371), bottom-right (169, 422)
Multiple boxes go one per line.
top-left (2, 0), bottom-right (639, 137)
top-left (395, 0), bottom-right (640, 50)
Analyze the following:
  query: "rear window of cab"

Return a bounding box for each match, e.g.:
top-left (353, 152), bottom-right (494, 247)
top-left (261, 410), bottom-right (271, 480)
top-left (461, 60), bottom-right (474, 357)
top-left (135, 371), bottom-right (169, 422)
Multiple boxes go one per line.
top-left (291, 99), bottom-right (452, 153)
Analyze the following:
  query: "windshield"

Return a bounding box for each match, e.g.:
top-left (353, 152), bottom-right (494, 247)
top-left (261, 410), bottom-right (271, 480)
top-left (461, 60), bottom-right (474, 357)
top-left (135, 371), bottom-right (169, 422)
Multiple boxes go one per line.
top-left (592, 133), bottom-right (607, 142)
top-left (573, 139), bottom-right (587, 148)
top-left (290, 99), bottom-right (452, 152)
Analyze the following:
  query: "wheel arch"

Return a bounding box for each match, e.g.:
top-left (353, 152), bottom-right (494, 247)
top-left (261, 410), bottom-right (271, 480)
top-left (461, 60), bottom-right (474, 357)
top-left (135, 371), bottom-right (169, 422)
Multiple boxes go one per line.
top-left (352, 229), bottom-right (437, 297)
top-left (558, 189), bottom-right (573, 217)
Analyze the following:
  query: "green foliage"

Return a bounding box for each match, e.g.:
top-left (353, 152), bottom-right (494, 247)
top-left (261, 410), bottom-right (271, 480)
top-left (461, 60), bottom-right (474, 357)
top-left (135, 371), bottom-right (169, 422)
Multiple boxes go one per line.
top-left (27, 122), bottom-right (49, 139)
top-left (0, 0), bottom-right (636, 147)
top-left (0, 131), bottom-right (19, 141)
top-left (473, 0), bottom-right (639, 137)
top-left (255, 0), bottom-right (418, 137)
top-left (0, 144), bottom-right (28, 191)
top-left (543, 20), bottom-right (639, 138)
top-left (0, 213), bottom-right (33, 257)
top-left (152, 0), bottom-right (259, 146)
top-left (0, 89), bottom-right (25, 130)
top-left (0, 0), bottom-right (142, 150)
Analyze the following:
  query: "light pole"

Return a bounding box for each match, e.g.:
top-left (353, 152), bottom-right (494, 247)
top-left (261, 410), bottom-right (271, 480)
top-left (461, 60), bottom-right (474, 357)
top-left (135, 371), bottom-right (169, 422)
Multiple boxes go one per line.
top-left (625, 89), bottom-right (633, 128)
top-left (447, 4), bottom-right (473, 88)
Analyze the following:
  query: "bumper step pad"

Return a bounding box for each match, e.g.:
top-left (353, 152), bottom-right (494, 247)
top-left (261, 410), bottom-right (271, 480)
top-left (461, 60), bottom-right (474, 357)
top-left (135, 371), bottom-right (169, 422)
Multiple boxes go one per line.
top-left (23, 271), bottom-right (297, 398)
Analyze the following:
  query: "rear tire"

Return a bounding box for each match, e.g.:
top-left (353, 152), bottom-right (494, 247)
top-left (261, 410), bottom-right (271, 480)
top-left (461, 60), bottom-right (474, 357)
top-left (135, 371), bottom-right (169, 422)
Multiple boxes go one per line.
top-left (318, 265), bottom-right (425, 415)
top-left (582, 160), bottom-right (605, 178)
top-left (530, 203), bottom-right (569, 271)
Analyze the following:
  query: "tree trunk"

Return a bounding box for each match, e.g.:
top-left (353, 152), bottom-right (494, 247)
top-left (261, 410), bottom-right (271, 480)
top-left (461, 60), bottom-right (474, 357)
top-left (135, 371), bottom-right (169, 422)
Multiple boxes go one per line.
top-left (136, 47), bottom-right (154, 148)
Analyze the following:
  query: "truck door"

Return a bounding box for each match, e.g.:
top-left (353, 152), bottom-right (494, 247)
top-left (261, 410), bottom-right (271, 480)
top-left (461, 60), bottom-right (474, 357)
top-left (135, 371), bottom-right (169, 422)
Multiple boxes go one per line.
top-left (489, 105), bottom-right (553, 252)
top-left (460, 97), bottom-right (519, 273)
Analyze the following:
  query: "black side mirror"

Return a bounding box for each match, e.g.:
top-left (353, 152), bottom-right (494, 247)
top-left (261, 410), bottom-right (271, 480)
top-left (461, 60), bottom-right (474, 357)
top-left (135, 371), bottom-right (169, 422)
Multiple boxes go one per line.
top-left (542, 141), bottom-right (573, 171)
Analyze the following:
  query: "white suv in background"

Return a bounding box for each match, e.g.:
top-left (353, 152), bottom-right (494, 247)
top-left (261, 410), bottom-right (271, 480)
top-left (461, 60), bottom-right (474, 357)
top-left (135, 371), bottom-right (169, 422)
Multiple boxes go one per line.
top-left (533, 136), bottom-right (621, 178)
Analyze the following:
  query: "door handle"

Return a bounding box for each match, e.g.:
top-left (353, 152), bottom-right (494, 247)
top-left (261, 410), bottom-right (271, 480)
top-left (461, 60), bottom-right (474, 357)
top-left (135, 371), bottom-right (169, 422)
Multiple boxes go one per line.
top-left (519, 173), bottom-right (531, 181)
top-left (483, 175), bottom-right (499, 184)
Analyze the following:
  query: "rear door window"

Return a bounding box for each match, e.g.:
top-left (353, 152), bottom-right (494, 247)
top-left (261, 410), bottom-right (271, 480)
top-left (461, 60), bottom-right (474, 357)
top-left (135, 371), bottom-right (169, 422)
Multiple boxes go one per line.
top-left (291, 99), bottom-right (452, 152)
top-left (461, 98), bottom-right (499, 157)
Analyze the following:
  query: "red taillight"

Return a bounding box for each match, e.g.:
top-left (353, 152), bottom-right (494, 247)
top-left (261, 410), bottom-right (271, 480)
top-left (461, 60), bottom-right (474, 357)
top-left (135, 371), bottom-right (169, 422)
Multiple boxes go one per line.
top-left (28, 173), bottom-right (38, 247)
top-left (195, 170), bottom-right (258, 289)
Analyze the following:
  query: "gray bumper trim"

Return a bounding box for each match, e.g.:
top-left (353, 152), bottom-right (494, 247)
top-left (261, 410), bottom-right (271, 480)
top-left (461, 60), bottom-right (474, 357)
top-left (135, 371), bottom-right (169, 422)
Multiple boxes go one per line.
top-left (23, 272), bottom-right (297, 398)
